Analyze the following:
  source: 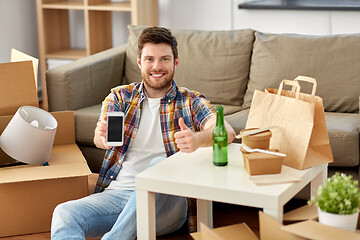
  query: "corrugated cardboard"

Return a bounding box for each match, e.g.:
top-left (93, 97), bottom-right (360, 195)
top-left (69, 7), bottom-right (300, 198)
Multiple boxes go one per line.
top-left (259, 211), bottom-right (303, 240)
top-left (260, 206), bottom-right (360, 240)
top-left (0, 50), bottom-right (91, 237)
top-left (0, 61), bottom-right (38, 116)
top-left (191, 222), bottom-right (259, 240)
top-left (283, 204), bottom-right (318, 223)
top-left (10, 48), bottom-right (39, 91)
top-left (281, 220), bottom-right (360, 240)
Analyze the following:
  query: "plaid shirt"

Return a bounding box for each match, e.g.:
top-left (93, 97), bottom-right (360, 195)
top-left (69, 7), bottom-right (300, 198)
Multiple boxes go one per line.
top-left (95, 80), bottom-right (216, 192)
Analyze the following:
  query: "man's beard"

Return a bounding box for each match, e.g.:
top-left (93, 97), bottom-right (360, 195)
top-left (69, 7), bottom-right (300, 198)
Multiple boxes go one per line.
top-left (141, 69), bottom-right (175, 92)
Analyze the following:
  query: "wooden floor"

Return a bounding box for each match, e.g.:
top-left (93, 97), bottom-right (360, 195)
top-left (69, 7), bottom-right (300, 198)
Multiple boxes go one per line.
top-left (0, 199), bottom-right (307, 240)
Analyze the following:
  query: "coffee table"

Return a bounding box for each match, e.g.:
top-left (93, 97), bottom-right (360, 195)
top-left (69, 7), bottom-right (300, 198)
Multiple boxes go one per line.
top-left (135, 143), bottom-right (327, 240)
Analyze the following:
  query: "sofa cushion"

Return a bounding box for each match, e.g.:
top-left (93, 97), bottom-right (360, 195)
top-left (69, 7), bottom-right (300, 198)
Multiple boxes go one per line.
top-left (74, 104), bottom-right (101, 146)
top-left (325, 112), bottom-right (359, 167)
top-left (125, 25), bottom-right (254, 108)
top-left (244, 32), bottom-right (360, 113)
top-left (224, 108), bottom-right (249, 134)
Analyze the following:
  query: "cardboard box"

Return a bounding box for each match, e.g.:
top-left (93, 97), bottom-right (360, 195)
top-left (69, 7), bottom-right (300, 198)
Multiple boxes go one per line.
top-left (0, 111), bottom-right (91, 237)
top-left (0, 50), bottom-right (91, 237)
top-left (241, 149), bottom-right (283, 176)
top-left (191, 222), bottom-right (259, 240)
top-left (260, 205), bottom-right (360, 240)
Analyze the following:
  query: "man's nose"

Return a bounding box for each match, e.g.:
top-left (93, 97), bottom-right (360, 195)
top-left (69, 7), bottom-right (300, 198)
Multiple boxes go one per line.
top-left (152, 60), bottom-right (162, 71)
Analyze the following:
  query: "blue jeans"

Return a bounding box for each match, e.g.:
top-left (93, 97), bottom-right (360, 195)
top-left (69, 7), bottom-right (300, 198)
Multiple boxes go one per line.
top-left (51, 157), bottom-right (188, 240)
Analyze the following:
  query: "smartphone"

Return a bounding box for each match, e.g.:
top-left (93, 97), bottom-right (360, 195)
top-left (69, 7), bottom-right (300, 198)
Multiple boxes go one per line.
top-left (106, 112), bottom-right (124, 146)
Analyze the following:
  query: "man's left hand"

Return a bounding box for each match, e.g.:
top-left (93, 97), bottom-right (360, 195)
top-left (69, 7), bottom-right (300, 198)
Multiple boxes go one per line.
top-left (174, 118), bottom-right (200, 153)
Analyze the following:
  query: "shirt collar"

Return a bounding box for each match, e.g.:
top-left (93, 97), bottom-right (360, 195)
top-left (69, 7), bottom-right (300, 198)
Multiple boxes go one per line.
top-left (138, 82), bottom-right (147, 102)
top-left (163, 80), bottom-right (177, 102)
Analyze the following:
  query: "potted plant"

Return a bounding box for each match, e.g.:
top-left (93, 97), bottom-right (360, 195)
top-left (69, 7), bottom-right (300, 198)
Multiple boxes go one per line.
top-left (308, 172), bottom-right (360, 232)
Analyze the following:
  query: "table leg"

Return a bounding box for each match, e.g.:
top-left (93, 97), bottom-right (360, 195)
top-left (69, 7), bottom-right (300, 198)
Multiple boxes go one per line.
top-left (136, 190), bottom-right (156, 240)
top-left (197, 199), bottom-right (213, 229)
top-left (310, 165), bottom-right (327, 197)
top-left (263, 206), bottom-right (283, 223)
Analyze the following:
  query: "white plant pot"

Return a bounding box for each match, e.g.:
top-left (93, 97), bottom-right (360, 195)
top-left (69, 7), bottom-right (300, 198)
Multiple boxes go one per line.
top-left (318, 208), bottom-right (359, 232)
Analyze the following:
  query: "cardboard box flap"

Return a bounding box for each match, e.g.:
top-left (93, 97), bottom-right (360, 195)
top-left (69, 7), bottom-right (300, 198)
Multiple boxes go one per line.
top-left (259, 211), bottom-right (303, 240)
top-left (51, 111), bottom-right (76, 145)
top-left (191, 222), bottom-right (259, 240)
top-left (0, 61), bottom-right (38, 116)
top-left (283, 205), bottom-right (318, 222)
top-left (0, 144), bottom-right (91, 184)
top-left (11, 48), bottom-right (39, 91)
top-left (281, 220), bottom-right (360, 240)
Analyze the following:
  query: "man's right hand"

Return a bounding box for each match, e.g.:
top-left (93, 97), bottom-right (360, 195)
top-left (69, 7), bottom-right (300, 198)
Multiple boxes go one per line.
top-left (93, 115), bottom-right (111, 150)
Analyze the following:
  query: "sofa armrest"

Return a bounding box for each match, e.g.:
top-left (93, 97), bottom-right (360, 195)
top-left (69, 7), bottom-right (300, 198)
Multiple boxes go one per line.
top-left (46, 45), bottom-right (127, 111)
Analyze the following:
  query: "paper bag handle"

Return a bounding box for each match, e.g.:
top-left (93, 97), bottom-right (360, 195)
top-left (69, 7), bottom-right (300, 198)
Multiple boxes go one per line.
top-left (278, 80), bottom-right (300, 99)
top-left (292, 76), bottom-right (317, 96)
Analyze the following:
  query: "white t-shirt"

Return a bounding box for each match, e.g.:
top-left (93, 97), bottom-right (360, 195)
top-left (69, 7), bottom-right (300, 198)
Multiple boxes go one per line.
top-left (107, 97), bottom-right (166, 190)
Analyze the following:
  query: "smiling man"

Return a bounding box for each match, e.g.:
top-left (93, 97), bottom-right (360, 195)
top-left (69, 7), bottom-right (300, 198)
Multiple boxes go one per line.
top-left (51, 27), bottom-right (235, 240)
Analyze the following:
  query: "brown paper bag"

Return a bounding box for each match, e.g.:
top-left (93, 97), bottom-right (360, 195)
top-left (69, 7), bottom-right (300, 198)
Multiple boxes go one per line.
top-left (246, 76), bottom-right (333, 170)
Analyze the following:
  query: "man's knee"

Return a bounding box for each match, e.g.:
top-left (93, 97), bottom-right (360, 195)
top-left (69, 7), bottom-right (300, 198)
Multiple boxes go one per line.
top-left (155, 196), bottom-right (188, 235)
top-left (52, 201), bottom-right (78, 222)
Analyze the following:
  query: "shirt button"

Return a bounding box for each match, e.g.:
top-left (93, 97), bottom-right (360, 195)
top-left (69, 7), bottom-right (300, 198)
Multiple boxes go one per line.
top-left (110, 176), bottom-right (114, 179)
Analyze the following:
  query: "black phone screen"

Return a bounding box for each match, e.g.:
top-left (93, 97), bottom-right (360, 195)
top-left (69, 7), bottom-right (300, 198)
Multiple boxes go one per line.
top-left (107, 116), bottom-right (123, 142)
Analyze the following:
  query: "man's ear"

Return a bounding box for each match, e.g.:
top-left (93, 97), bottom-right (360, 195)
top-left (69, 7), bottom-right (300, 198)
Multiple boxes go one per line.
top-left (174, 57), bottom-right (179, 68)
top-left (137, 56), bottom-right (141, 69)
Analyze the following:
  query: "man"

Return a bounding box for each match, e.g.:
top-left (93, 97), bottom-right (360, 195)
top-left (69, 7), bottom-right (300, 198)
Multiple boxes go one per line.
top-left (51, 26), bottom-right (235, 239)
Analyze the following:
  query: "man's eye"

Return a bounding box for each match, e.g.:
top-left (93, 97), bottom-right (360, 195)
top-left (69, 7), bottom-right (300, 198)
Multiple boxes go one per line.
top-left (145, 58), bottom-right (153, 62)
top-left (163, 58), bottom-right (169, 61)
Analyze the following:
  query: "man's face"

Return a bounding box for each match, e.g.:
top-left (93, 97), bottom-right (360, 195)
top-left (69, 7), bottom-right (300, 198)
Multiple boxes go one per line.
top-left (137, 43), bottom-right (179, 95)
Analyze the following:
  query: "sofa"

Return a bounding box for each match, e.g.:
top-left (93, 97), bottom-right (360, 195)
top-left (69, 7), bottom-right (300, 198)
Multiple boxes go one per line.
top-left (46, 25), bottom-right (360, 182)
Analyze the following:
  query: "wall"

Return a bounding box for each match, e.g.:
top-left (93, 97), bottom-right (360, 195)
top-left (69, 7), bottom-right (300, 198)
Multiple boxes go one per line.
top-left (158, 0), bottom-right (232, 30)
top-left (0, 0), bottom-right (38, 63)
top-left (234, 9), bottom-right (331, 35)
top-left (331, 12), bottom-right (360, 34)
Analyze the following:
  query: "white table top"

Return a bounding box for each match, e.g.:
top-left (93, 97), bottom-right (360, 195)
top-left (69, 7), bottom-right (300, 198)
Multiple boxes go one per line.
top-left (136, 143), bottom-right (327, 209)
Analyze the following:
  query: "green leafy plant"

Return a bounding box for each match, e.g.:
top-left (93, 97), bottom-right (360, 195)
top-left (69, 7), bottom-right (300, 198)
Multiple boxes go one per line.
top-left (308, 172), bottom-right (360, 215)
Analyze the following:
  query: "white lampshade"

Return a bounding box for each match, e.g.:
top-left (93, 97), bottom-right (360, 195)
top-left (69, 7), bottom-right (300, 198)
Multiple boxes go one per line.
top-left (0, 106), bottom-right (57, 165)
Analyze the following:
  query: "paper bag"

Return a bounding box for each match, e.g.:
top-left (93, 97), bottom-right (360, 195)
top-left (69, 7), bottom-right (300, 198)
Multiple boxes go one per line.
top-left (246, 76), bottom-right (333, 169)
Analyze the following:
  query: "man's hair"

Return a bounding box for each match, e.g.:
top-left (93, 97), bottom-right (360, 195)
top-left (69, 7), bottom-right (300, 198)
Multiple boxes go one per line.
top-left (137, 27), bottom-right (178, 60)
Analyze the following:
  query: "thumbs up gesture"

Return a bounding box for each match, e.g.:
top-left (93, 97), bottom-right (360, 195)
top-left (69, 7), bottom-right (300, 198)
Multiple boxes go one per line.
top-left (174, 117), bottom-right (200, 153)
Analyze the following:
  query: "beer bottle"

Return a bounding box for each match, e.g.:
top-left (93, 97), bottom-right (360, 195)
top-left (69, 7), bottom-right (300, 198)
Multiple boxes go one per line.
top-left (213, 106), bottom-right (228, 166)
